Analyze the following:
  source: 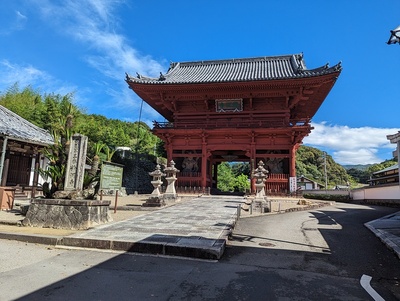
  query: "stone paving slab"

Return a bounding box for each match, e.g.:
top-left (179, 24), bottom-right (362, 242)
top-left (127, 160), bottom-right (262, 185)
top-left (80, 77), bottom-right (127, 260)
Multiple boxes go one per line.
top-left (365, 211), bottom-right (400, 259)
top-left (59, 196), bottom-right (242, 260)
top-left (368, 219), bottom-right (400, 229)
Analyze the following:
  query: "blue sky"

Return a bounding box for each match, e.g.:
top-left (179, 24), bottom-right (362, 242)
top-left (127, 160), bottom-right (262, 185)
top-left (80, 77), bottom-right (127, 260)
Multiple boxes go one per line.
top-left (0, 0), bottom-right (399, 165)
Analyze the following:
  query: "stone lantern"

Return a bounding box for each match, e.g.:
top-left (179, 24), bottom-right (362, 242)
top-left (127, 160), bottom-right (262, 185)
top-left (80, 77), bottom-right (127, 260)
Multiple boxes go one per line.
top-left (149, 164), bottom-right (165, 198)
top-left (163, 160), bottom-right (179, 202)
top-left (252, 160), bottom-right (269, 212)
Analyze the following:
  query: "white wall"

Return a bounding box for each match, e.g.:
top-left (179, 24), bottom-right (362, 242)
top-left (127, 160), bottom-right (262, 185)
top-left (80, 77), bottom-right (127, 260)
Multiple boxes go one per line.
top-left (351, 184), bottom-right (400, 200)
top-left (29, 155), bottom-right (50, 186)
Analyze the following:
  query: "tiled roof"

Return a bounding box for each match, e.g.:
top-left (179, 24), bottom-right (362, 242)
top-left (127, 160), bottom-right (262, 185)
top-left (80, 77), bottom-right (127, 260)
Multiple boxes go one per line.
top-left (373, 164), bottom-right (399, 174)
top-left (0, 105), bottom-right (54, 145)
top-left (127, 53), bottom-right (342, 85)
top-left (387, 131), bottom-right (400, 143)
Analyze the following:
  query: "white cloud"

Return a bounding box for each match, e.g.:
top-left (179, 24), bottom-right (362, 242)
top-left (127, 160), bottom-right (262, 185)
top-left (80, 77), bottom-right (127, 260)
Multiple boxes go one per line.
top-left (35, 0), bottom-right (163, 78)
top-left (0, 10), bottom-right (27, 35)
top-left (0, 60), bottom-right (80, 101)
top-left (15, 11), bottom-right (27, 28)
top-left (30, 0), bottom-right (165, 117)
top-left (304, 122), bottom-right (400, 165)
top-left (0, 60), bottom-right (49, 89)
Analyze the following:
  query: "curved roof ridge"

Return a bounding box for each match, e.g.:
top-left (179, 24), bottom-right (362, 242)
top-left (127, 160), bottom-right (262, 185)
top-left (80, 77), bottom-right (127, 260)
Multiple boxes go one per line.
top-left (172, 53), bottom-right (301, 67)
top-left (126, 53), bottom-right (341, 85)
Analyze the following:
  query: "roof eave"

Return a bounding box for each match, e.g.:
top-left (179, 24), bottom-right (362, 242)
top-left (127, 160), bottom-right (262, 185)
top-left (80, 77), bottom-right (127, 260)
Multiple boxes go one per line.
top-left (0, 133), bottom-right (54, 146)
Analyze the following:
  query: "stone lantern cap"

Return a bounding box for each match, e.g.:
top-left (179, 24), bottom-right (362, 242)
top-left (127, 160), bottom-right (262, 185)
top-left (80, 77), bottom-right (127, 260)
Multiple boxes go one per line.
top-left (252, 160), bottom-right (269, 179)
top-left (149, 164), bottom-right (165, 178)
top-left (164, 160), bottom-right (180, 174)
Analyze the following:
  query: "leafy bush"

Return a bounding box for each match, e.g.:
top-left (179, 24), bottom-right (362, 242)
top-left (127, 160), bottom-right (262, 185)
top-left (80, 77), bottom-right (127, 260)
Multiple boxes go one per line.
top-left (302, 193), bottom-right (351, 202)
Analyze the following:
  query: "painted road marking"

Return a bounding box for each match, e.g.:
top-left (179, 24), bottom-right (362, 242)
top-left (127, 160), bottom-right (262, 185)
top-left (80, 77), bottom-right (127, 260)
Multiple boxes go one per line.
top-left (360, 274), bottom-right (385, 301)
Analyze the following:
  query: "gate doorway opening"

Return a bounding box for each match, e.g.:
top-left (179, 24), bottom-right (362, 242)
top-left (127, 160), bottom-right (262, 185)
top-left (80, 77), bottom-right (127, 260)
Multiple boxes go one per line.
top-left (213, 160), bottom-right (251, 196)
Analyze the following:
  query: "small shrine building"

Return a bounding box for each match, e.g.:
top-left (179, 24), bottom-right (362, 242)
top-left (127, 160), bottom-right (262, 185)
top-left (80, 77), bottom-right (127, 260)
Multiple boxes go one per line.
top-left (0, 105), bottom-right (53, 190)
top-left (126, 53), bottom-right (342, 194)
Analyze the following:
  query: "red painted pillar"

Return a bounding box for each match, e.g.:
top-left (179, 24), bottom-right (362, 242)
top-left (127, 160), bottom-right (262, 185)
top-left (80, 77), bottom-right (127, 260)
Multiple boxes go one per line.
top-left (290, 145), bottom-right (297, 177)
top-left (167, 144), bottom-right (173, 163)
top-left (250, 133), bottom-right (256, 194)
top-left (201, 145), bottom-right (207, 188)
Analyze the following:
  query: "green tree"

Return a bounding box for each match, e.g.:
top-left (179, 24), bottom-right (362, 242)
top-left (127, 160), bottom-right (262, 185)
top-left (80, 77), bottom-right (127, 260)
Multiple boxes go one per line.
top-left (133, 122), bottom-right (160, 155)
top-left (296, 146), bottom-right (350, 188)
top-left (0, 84), bottom-right (46, 127)
top-left (0, 83), bottom-right (165, 196)
top-left (366, 159), bottom-right (397, 174)
top-left (217, 162), bottom-right (235, 192)
top-left (346, 168), bottom-right (370, 184)
top-left (233, 174), bottom-right (250, 193)
top-left (231, 162), bottom-right (250, 177)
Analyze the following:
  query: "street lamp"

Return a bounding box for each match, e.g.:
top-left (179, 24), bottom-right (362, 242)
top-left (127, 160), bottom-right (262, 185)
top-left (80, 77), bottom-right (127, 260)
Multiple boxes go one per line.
top-left (387, 25), bottom-right (400, 45)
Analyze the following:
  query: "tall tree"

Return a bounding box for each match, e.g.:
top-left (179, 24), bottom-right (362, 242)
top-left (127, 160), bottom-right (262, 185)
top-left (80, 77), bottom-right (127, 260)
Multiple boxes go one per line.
top-left (0, 84), bottom-right (46, 127)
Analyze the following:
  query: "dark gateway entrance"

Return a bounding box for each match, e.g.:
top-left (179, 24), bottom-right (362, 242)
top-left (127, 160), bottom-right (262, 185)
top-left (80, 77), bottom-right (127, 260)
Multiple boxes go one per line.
top-left (126, 54), bottom-right (341, 195)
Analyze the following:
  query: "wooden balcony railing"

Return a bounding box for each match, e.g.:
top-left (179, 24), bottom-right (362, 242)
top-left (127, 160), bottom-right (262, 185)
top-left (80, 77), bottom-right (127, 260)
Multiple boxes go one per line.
top-left (154, 119), bottom-right (287, 129)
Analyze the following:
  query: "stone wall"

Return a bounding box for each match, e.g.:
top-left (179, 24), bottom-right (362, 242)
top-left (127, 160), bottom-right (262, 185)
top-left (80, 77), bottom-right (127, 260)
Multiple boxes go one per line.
top-left (22, 199), bottom-right (112, 230)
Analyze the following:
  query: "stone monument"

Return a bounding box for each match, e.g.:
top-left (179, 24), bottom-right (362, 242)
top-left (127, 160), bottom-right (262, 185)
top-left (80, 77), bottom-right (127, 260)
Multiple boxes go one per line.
top-left (64, 133), bottom-right (88, 191)
top-left (22, 133), bottom-right (112, 230)
top-left (252, 160), bottom-right (269, 213)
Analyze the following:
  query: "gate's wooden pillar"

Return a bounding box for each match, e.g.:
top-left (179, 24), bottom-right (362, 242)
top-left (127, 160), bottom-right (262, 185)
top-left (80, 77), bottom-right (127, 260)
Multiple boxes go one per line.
top-left (166, 144), bottom-right (173, 163)
top-left (289, 145), bottom-right (296, 177)
top-left (250, 132), bottom-right (256, 194)
top-left (201, 134), bottom-right (208, 188)
top-left (201, 155), bottom-right (208, 188)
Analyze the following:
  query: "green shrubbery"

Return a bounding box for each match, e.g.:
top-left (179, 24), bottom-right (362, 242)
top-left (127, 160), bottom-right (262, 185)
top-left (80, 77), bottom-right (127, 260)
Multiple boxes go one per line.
top-left (302, 193), bottom-right (351, 202)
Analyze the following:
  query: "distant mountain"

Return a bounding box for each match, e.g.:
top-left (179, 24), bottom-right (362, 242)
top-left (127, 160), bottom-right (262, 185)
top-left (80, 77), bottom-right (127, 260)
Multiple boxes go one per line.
top-left (342, 164), bottom-right (372, 171)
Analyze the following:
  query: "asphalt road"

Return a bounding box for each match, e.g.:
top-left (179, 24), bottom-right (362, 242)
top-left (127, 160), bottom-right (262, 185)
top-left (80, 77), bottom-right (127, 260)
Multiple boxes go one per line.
top-left (0, 202), bottom-right (399, 301)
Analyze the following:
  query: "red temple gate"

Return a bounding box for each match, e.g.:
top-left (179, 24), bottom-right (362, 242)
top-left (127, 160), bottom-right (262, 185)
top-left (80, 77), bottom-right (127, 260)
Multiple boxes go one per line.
top-left (126, 54), bottom-right (341, 194)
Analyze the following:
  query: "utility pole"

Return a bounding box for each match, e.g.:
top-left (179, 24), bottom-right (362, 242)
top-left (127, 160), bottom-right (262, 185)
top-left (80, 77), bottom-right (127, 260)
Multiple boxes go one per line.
top-left (323, 151), bottom-right (328, 193)
top-left (386, 132), bottom-right (400, 187)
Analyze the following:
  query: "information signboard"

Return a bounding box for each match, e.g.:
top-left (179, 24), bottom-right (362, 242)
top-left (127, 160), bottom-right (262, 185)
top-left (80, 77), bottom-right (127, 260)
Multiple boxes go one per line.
top-left (100, 162), bottom-right (123, 190)
top-left (289, 176), bottom-right (297, 193)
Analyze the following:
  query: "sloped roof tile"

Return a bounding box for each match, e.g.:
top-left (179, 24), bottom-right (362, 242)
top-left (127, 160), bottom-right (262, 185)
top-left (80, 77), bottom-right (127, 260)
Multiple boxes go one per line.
top-left (127, 54), bottom-right (341, 85)
top-left (0, 105), bottom-right (54, 145)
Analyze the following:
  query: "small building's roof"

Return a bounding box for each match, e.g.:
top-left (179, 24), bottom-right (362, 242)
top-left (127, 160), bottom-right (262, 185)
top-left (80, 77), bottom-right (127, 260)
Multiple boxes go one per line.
top-left (387, 131), bottom-right (400, 143)
top-left (373, 164), bottom-right (399, 175)
top-left (127, 53), bottom-right (342, 85)
top-left (0, 105), bottom-right (54, 145)
top-left (297, 175), bottom-right (324, 187)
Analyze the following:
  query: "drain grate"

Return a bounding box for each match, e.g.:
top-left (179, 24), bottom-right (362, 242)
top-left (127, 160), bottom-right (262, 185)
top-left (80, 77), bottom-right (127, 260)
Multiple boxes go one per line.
top-left (259, 242), bottom-right (275, 247)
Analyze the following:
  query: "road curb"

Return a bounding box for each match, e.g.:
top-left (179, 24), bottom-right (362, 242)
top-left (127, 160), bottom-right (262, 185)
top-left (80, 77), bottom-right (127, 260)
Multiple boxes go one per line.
top-left (364, 222), bottom-right (400, 259)
top-left (0, 232), bottom-right (62, 246)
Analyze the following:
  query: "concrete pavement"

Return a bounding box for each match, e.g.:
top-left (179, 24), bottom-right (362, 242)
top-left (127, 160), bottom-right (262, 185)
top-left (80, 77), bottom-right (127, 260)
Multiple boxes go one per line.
top-left (61, 195), bottom-right (241, 259)
top-left (0, 195), bottom-right (399, 260)
top-left (0, 195), bottom-right (242, 260)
